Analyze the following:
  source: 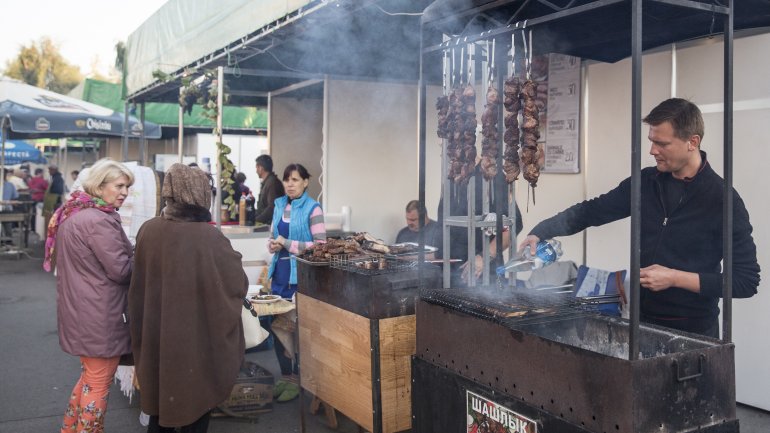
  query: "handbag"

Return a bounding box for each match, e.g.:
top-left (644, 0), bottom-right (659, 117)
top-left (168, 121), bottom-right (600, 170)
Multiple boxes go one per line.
top-left (242, 300), bottom-right (269, 349)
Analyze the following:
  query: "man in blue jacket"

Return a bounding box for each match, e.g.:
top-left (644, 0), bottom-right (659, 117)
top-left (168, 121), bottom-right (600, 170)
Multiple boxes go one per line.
top-left (518, 98), bottom-right (760, 337)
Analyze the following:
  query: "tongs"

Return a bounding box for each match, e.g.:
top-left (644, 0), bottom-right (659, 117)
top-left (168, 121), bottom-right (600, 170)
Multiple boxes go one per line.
top-left (575, 294), bottom-right (622, 305)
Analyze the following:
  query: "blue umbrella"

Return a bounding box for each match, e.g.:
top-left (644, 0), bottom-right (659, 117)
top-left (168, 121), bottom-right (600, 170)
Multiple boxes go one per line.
top-left (1, 140), bottom-right (46, 165)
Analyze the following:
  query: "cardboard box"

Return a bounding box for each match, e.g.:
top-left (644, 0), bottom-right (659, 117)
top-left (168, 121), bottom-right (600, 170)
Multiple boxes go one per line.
top-left (217, 361), bottom-right (274, 417)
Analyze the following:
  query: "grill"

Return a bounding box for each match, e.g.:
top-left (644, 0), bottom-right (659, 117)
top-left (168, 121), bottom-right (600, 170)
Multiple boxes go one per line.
top-left (421, 286), bottom-right (620, 327)
top-left (413, 288), bottom-right (738, 433)
top-left (330, 254), bottom-right (418, 276)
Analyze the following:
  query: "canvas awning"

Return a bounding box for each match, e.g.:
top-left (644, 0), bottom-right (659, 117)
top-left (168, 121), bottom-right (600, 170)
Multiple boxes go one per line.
top-left (71, 78), bottom-right (266, 132)
top-left (0, 77), bottom-right (161, 139)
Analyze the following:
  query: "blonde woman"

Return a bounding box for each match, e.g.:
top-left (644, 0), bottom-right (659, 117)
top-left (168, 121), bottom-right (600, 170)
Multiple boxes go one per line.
top-left (44, 158), bottom-right (134, 433)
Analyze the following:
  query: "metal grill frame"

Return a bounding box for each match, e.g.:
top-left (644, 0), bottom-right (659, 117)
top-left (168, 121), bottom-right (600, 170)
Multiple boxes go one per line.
top-left (330, 254), bottom-right (418, 276)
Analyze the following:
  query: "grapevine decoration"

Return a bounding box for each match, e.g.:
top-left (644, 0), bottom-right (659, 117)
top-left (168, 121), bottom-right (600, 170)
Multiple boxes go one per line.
top-left (178, 70), bottom-right (237, 219)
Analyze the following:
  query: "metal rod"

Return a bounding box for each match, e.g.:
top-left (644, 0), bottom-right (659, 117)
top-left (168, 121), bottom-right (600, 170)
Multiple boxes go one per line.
top-left (178, 88), bottom-right (184, 164)
top-left (650, 0), bottom-right (729, 14)
top-left (629, 0), bottom-right (642, 361)
top-left (0, 119), bottom-right (6, 202)
top-left (139, 103), bottom-right (146, 166)
top-left (122, 100), bottom-right (130, 161)
top-left (467, 174), bottom-right (476, 287)
top-left (494, 36), bottom-right (507, 285)
top-left (722, 0), bottom-right (734, 342)
top-left (215, 67), bottom-right (224, 229)
top-left (418, 24), bottom-right (428, 286)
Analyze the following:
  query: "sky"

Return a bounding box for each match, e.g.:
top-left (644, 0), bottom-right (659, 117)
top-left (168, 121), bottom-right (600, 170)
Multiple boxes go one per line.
top-left (0, 0), bottom-right (168, 78)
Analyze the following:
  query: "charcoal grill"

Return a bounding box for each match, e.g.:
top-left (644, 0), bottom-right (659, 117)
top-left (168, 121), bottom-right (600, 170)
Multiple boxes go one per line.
top-left (413, 288), bottom-right (738, 433)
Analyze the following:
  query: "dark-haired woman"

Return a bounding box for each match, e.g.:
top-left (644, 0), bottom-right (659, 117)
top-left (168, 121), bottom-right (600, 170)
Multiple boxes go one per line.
top-left (267, 163), bottom-right (326, 402)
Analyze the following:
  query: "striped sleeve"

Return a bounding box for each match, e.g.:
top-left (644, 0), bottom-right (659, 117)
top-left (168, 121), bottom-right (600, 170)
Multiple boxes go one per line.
top-left (287, 206), bottom-right (327, 255)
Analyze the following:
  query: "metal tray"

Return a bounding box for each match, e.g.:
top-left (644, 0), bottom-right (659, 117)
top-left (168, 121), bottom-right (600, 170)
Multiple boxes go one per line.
top-left (385, 242), bottom-right (438, 258)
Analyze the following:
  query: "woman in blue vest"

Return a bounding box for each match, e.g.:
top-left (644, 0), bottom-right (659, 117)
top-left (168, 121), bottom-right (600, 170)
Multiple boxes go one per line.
top-left (267, 163), bottom-right (326, 402)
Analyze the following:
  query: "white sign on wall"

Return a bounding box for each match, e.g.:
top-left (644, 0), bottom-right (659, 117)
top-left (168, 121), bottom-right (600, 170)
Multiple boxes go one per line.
top-left (544, 53), bottom-right (581, 173)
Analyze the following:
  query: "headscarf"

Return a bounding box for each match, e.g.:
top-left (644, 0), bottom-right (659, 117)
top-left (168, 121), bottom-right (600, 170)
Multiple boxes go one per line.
top-left (43, 190), bottom-right (116, 272)
top-left (161, 163), bottom-right (212, 222)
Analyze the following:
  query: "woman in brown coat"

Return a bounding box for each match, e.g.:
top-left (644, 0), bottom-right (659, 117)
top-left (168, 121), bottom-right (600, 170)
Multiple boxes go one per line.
top-left (44, 158), bottom-right (134, 433)
top-left (129, 163), bottom-right (248, 433)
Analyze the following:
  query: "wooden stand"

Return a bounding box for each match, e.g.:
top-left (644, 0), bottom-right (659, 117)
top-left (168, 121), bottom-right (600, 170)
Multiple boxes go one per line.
top-left (298, 293), bottom-right (415, 433)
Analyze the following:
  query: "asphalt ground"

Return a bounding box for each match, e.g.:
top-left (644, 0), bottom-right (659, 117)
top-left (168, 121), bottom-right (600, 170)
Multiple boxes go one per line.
top-left (1, 238), bottom-right (768, 433)
top-left (0, 239), bottom-right (359, 433)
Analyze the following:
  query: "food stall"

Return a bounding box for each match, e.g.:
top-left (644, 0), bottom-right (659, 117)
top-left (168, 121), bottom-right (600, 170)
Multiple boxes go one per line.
top-left (410, 1), bottom-right (767, 432)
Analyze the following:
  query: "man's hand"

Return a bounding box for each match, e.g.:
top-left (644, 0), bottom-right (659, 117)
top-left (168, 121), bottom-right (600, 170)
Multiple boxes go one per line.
top-left (639, 264), bottom-right (676, 291)
top-left (517, 235), bottom-right (540, 256)
top-left (640, 264), bottom-right (703, 293)
top-left (460, 255), bottom-right (485, 283)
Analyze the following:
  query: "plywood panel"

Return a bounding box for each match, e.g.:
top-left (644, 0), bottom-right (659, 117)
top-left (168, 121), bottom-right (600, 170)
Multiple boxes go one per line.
top-left (298, 294), bottom-right (374, 431)
top-left (379, 315), bottom-right (416, 433)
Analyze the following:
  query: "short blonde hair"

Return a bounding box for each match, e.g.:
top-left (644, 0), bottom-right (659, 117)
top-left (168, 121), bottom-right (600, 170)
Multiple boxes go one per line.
top-left (82, 158), bottom-right (135, 198)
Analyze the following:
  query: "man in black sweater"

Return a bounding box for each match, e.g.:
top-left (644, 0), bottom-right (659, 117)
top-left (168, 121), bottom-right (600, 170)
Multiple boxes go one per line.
top-left (519, 98), bottom-right (760, 337)
top-left (254, 155), bottom-right (285, 225)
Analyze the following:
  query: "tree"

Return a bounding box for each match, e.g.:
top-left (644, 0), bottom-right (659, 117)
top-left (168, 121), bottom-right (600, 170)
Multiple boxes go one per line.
top-left (4, 37), bottom-right (83, 94)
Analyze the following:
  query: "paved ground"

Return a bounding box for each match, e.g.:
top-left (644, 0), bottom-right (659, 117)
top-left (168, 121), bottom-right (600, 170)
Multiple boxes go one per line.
top-left (0, 241), bottom-right (359, 433)
top-left (1, 239), bottom-right (768, 433)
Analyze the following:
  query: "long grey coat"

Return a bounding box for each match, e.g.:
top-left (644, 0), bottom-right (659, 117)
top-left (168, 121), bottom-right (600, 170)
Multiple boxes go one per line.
top-left (56, 208), bottom-right (133, 358)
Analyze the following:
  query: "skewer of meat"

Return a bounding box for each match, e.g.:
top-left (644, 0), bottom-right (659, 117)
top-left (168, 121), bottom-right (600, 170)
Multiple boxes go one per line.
top-left (480, 85), bottom-right (500, 180)
top-left (502, 75), bottom-right (522, 183)
top-left (519, 79), bottom-right (541, 188)
top-left (452, 83), bottom-right (477, 184)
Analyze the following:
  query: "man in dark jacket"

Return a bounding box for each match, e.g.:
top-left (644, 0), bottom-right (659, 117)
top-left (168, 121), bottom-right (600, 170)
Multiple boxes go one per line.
top-left (254, 155), bottom-right (285, 225)
top-left (519, 98), bottom-right (760, 337)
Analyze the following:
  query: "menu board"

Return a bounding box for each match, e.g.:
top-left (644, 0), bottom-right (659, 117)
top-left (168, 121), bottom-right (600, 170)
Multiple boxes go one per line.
top-left (543, 54), bottom-right (581, 173)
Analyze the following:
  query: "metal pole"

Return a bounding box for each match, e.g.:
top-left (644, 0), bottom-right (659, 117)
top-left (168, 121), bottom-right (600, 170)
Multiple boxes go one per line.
top-left (494, 36), bottom-right (506, 284)
top-left (1, 119), bottom-right (7, 201)
top-left (178, 88), bottom-right (184, 164)
top-left (722, 0), bottom-right (734, 342)
top-left (215, 67), bottom-right (224, 229)
top-left (122, 100), bottom-right (130, 161)
top-left (139, 102), bottom-right (146, 166)
top-left (417, 23), bottom-right (428, 286)
top-left (629, 0), bottom-right (642, 361)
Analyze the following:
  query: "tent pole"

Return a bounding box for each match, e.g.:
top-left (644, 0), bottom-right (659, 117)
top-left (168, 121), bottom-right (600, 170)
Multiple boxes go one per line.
top-left (122, 100), bottom-right (130, 161)
top-left (1, 118), bottom-right (7, 201)
top-left (63, 139), bottom-right (68, 180)
top-left (178, 89), bottom-right (184, 164)
top-left (140, 103), bottom-right (146, 166)
top-left (215, 66), bottom-right (224, 229)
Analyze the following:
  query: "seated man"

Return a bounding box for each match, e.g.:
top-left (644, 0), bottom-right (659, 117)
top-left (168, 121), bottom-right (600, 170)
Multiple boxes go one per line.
top-left (395, 200), bottom-right (441, 257)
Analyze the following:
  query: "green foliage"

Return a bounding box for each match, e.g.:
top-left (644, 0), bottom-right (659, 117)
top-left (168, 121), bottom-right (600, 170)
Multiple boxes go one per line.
top-left (218, 144), bottom-right (238, 219)
top-left (178, 69), bottom-right (229, 118)
top-left (151, 69), bottom-right (171, 82)
top-left (4, 37), bottom-right (83, 93)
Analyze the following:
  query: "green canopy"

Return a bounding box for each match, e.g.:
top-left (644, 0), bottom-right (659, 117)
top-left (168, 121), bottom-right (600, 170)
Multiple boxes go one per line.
top-left (72, 78), bottom-right (266, 131)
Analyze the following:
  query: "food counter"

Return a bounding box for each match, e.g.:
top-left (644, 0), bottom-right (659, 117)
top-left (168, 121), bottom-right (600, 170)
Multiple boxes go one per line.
top-left (297, 258), bottom-right (442, 433)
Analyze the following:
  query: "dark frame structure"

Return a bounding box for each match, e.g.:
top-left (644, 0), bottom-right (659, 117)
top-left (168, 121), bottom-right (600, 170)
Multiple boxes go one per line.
top-left (417, 0), bottom-right (737, 359)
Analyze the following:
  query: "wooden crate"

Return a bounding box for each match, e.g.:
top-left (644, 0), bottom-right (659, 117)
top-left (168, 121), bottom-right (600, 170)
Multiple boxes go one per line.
top-left (298, 293), bottom-right (415, 433)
